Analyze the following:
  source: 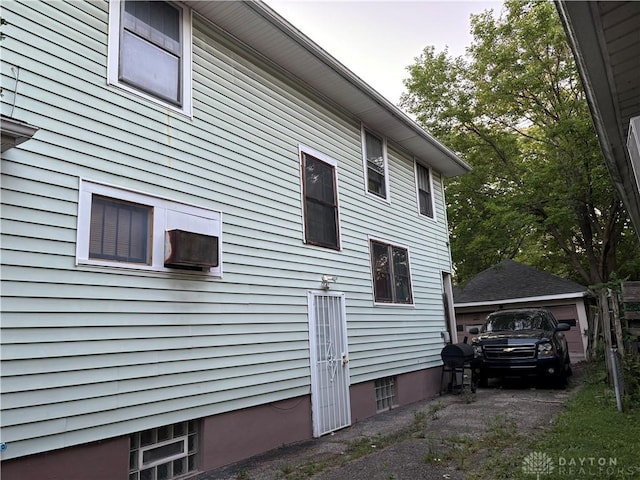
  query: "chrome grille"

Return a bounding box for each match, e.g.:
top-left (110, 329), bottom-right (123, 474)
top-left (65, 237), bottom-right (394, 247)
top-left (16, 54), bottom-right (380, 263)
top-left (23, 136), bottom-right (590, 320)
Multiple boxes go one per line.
top-left (483, 344), bottom-right (536, 359)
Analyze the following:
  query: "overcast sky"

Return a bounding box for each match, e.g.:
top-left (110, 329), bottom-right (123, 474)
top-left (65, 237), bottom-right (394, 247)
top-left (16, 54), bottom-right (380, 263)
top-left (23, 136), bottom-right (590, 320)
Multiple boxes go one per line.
top-left (264, 0), bottom-right (504, 105)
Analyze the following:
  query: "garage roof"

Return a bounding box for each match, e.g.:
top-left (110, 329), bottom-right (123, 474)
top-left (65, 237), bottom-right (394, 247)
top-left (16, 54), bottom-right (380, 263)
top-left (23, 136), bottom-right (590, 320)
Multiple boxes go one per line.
top-left (453, 260), bottom-right (588, 306)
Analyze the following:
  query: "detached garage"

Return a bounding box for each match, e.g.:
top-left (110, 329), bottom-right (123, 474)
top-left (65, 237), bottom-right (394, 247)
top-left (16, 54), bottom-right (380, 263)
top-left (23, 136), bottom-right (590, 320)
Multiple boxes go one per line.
top-left (453, 260), bottom-right (593, 362)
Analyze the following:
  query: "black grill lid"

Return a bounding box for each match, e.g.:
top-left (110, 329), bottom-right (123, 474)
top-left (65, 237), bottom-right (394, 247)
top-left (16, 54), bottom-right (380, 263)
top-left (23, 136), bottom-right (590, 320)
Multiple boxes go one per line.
top-left (441, 343), bottom-right (475, 367)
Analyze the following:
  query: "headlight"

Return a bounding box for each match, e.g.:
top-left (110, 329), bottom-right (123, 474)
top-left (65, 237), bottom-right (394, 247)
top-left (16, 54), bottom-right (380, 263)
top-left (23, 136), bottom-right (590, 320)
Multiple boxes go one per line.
top-left (537, 342), bottom-right (553, 356)
top-left (473, 344), bottom-right (483, 357)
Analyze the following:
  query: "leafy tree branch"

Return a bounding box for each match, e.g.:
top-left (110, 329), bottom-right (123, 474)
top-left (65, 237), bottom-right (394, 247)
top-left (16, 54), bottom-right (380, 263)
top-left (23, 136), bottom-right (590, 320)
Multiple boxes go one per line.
top-left (401, 0), bottom-right (639, 285)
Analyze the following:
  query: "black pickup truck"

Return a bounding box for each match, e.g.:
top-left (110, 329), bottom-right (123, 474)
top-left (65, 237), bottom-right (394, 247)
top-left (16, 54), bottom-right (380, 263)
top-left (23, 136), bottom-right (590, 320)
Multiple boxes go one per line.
top-left (469, 308), bottom-right (572, 388)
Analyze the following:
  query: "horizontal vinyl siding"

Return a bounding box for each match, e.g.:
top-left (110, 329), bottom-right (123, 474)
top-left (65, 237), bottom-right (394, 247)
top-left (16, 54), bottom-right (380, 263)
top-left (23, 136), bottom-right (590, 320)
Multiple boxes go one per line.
top-left (342, 146), bottom-right (452, 379)
top-left (0, 0), bottom-right (453, 459)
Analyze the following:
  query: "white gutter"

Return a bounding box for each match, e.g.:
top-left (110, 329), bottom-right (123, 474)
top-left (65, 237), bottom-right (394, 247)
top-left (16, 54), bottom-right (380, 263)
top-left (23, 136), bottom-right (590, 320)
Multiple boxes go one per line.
top-left (454, 291), bottom-right (589, 309)
top-left (1, 115), bottom-right (39, 152)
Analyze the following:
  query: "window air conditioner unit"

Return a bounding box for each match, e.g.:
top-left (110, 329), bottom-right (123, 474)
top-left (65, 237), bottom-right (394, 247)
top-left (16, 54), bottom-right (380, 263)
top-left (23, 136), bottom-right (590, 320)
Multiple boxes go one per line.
top-left (628, 116), bottom-right (640, 193)
top-left (164, 229), bottom-right (219, 269)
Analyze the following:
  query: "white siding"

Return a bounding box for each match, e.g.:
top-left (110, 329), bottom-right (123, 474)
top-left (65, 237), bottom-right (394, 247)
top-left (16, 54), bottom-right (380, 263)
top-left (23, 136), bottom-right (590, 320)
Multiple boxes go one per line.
top-left (1, 0), bottom-right (453, 460)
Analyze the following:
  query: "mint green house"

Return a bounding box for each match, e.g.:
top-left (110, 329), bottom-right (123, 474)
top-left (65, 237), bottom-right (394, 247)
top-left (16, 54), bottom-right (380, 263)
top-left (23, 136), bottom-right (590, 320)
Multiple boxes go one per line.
top-left (0, 1), bottom-right (470, 479)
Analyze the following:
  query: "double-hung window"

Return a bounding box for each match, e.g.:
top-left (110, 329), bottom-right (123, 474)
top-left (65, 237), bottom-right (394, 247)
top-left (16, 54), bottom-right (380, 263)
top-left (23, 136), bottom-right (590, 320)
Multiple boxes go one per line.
top-left (370, 239), bottom-right (413, 304)
top-left (362, 127), bottom-right (389, 200)
top-left (108, 0), bottom-right (192, 114)
top-left (415, 162), bottom-right (434, 219)
top-left (301, 146), bottom-right (340, 250)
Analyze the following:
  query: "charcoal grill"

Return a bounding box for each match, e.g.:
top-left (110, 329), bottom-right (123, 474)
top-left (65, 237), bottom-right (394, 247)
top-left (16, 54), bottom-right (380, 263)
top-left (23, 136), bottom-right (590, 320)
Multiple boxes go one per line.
top-left (440, 343), bottom-right (477, 393)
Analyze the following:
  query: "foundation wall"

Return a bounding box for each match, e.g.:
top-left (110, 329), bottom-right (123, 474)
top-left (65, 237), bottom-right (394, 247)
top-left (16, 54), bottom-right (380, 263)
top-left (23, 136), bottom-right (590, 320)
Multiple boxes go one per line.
top-left (200, 396), bottom-right (313, 471)
top-left (0, 436), bottom-right (129, 480)
top-left (0, 366), bottom-right (442, 479)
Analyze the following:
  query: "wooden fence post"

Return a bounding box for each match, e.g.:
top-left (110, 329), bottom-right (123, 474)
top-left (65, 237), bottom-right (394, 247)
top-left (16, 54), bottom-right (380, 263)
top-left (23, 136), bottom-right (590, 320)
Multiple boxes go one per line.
top-left (600, 289), bottom-right (614, 384)
top-left (609, 288), bottom-right (625, 357)
top-left (590, 308), bottom-right (599, 361)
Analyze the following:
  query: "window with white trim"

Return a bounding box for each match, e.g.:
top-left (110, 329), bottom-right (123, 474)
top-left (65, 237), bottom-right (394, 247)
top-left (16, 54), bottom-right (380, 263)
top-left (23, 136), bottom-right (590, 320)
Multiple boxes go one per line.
top-left (108, 0), bottom-right (192, 115)
top-left (77, 180), bottom-right (222, 276)
top-left (362, 127), bottom-right (389, 200)
top-left (300, 145), bottom-right (341, 250)
top-left (415, 161), bottom-right (434, 219)
top-left (370, 239), bottom-right (413, 304)
top-left (129, 421), bottom-right (198, 480)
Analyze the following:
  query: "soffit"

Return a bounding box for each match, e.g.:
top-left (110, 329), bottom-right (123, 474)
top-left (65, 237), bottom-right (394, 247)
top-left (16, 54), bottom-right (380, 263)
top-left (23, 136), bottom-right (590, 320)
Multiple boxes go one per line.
top-left (556, 1), bottom-right (640, 238)
top-left (184, 1), bottom-right (471, 177)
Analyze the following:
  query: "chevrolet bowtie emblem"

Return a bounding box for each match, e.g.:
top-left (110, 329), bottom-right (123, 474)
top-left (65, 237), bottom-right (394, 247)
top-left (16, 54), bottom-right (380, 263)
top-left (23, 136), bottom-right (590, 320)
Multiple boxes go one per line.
top-left (503, 347), bottom-right (515, 352)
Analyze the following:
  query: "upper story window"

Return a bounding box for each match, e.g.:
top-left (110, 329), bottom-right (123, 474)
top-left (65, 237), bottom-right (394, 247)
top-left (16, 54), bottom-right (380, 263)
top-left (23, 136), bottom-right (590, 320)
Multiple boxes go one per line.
top-left (415, 161), bottom-right (434, 219)
top-left (108, 0), bottom-right (192, 115)
top-left (362, 127), bottom-right (389, 201)
top-left (77, 180), bottom-right (222, 276)
top-left (301, 146), bottom-right (341, 250)
top-left (370, 239), bottom-right (413, 305)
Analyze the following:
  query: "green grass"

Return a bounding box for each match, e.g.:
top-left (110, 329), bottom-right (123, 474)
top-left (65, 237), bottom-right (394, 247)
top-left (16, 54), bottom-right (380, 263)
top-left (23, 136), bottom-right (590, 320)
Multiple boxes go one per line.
top-left (470, 365), bottom-right (640, 479)
top-left (517, 375), bottom-right (640, 479)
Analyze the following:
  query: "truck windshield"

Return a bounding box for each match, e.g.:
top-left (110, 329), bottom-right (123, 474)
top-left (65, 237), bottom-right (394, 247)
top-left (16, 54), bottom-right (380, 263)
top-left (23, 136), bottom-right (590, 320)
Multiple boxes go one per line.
top-left (484, 313), bottom-right (546, 332)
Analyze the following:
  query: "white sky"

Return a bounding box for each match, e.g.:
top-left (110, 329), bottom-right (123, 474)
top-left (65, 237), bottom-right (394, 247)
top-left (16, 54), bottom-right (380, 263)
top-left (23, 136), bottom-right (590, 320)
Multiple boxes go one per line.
top-left (264, 0), bottom-right (504, 105)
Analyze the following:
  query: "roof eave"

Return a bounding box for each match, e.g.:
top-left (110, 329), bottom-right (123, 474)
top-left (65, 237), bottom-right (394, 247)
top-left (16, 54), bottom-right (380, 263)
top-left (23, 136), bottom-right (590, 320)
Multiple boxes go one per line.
top-left (186, 0), bottom-right (471, 178)
top-left (454, 291), bottom-right (590, 309)
top-left (555, 1), bottom-right (640, 239)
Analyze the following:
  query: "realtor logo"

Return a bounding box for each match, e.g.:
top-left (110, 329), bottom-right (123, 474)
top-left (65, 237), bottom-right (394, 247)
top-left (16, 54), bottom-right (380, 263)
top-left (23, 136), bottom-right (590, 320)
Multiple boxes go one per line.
top-left (523, 451), bottom-right (554, 479)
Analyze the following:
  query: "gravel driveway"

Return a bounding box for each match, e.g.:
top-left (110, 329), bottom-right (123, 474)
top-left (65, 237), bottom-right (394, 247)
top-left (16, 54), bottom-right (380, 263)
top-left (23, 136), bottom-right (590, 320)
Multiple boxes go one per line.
top-left (195, 366), bottom-right (584, 480)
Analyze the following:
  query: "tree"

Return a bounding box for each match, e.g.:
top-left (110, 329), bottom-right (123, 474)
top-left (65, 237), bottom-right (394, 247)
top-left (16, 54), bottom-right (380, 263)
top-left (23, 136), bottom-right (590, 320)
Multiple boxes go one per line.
top-left (401, 0), bottom-right (639, 286)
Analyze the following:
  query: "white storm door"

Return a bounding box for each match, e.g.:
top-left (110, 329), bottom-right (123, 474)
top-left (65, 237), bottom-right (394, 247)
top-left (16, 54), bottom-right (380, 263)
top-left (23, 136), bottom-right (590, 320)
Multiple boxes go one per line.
top-left (308, 291), bottom-right (351, 437)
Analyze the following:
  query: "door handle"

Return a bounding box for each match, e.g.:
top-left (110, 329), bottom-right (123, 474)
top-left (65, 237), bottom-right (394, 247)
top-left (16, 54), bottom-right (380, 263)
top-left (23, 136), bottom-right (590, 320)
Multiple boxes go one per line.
top-left (342, 353), bottom-right (349, 365)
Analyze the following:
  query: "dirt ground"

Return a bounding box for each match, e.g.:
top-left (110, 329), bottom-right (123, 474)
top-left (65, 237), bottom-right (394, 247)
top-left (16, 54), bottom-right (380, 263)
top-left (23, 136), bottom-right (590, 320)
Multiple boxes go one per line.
top-left (195, 365), bottom-right (585, 480)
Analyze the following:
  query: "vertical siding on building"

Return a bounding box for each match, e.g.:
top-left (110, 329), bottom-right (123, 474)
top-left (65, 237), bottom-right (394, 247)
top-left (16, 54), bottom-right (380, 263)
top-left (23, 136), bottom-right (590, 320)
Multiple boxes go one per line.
top-left (0, 0), bottom-right (452, 460)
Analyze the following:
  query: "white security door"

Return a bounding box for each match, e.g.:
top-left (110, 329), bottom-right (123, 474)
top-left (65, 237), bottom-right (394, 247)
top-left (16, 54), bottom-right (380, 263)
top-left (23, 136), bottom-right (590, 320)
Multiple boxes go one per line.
top-left (308, 291), bottom-right (351, 437)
